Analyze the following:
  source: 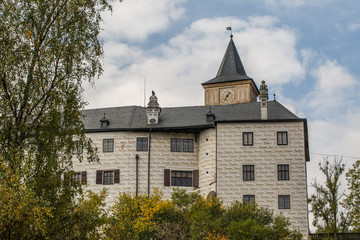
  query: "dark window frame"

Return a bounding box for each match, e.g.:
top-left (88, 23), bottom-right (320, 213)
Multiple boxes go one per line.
top-left (171, 170), bottom-right (193, 187)
top-left (170, 138), bottom-right (182, 152)
top-left (277, 131), bottom-right (288, 145)
top-left (136, 137), bottom-right (148, 151)
top-left (243, 165), bottom-right (255, 181)
top-left (243, 195), bottom-right (255, 206)
top-left (103, 171), bottom-right (114, 185)
top-left (183, 139), bottom-right (194, 153)
top-left (73, 172), bottom-right (81, 183)
top-left (278, 164), bottom-right (290, 180)
top-left (278, 195), bottom-right (291, 209)
top-left (243, 132), bottom-right (254, 146)
top-left (103, 138), bottom-right (114, 152)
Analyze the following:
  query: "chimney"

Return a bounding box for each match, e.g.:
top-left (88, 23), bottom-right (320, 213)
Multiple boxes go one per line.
top-left (259, 80), bottom-right (268, 120)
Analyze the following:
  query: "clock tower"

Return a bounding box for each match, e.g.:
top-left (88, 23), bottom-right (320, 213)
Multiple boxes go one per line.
top-left (202, 35), bottom-right (259, 106)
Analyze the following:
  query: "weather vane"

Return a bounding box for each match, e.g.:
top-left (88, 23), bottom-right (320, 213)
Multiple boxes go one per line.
top-left (226, 26), bottom-right (233, 38)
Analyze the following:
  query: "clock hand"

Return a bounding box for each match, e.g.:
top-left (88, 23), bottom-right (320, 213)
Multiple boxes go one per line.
top-left (225, 92), bottom-right (231, 99)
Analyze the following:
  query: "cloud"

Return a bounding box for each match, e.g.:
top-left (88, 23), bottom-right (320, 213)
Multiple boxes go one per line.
top-left (348, 22), bottom-right (360, 32)
top-left (312, 60), bottom-right (357, 94)
top-left (263, 0), bottom-right (306, 8)
top-left (101, 0), bottom-right (186, 41)
top-left (300, 60), bottom-right (358, 116)
top-left (85, 16), bottom-right (305, 108)
top-left (307, 111), bottom-right (360, 184)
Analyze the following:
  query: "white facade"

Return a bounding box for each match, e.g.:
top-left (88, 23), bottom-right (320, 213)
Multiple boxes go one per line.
top-left (73, 120), bottom-right (309, 235)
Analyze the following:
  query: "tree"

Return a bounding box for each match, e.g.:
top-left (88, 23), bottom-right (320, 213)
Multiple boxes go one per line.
top-left (0, 159), bottom-right (51, 239)
top-left (106, 190), bottom-right (302, 240)
top-left (105, 191), bottom-right (179, 240)
top-left (309, 156), bottom-right (350, 233)
top-left (0, 0), bottom-right (119, 238)
top-left (345, 160), bottom-right (360, 231)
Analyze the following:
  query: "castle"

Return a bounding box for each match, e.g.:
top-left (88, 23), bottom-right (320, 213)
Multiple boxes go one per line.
top-left (73, 35), bottom-right (310, 235)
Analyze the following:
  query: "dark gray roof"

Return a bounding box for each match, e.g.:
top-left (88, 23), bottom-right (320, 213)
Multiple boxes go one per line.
top-left (83, 101), bottom-right (302, 132)
top-left (202, 36), bottom-right (253, 85)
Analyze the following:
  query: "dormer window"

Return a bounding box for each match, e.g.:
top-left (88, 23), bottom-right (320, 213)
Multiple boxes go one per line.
top-left (100, 113), bottom-right (110, 127)
top-left (206, 108), bottom-right (215, 123)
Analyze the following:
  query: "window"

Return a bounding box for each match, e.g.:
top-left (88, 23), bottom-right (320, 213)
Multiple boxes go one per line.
top-left (277, 131), bottom-right (288, 145)
top-left (243, 132), bottom-right (253, 146)
top-left (243, 165), bottom-right (255, 181)
top-left (72, 171), bottom-right (87, 185)
top-left (136, 137), bottom-right (148, 151)
top-left (171, 138), bottom-right (181, 152)
top-left (96, 169), bottom-right (120, 185)
top-left (243, 195), bottom-right (255, 205)
top-left (171, 170), bottom-right (193, 187)
top-left (103, 171), bottom-right (113, 185)
top-left (73, 142), bottom-right (83, 154)
top-left (183, 139), bottom-right (194, 152)
top-left (278, 164), bottom-right (290, 180)
top-left (73, 172), bottom-right (81, 182)
top-left (278, 195), bottom-right (290, 209)
top-left (103, 139), bottom-right (114, 152)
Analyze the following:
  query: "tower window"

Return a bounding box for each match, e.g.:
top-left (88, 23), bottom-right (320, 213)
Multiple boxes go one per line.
top-left (243, 195), bottom-right (255, 206)
top-left (183, 139), bottom-right (194, 152)
top-left (243, 165), bottom-right (255, 181)
top-left (103, 139), bottom-right (114, 152)
top-left (243, 132), bottom-right (253, 146)
top-left (171, 138), bottom-right (181, 152)
top-left (277, 131), bottom-right (288, 145)
top-left (278, 195), bottom-right (290, 209)
top-left (278, 164), bottom-right (290, 180)
top-left (136, 137), bottom-right (148, 151)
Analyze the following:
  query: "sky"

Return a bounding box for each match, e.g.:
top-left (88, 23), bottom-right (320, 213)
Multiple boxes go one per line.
top-left (83, 0), bottom-right (360, 204)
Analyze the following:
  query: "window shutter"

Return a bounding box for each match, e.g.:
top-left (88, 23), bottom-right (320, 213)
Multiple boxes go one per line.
top-left (96, 170), bottom-right (102, 184)
top-left (114, 169), bottom-right (120, 183)
top-left (164, 169), bottom-right (170, 186)
top-left (81, 171), bottom-right (87, 185)
top-left (193, 170), bottom-right (199, 188)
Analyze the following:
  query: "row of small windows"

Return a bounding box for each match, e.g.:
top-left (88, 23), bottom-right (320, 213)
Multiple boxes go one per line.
top-left (73, 170), bottom-right (120, 185)
top-left (74, 169), bottom-right (199, 187)
top-left (73, 170), bottom-right (290, 209)
top-left (100, 137), bottom-right (195, 153)
top-left (74, 131), bottom-right (288, 154)
top-left (243, 195), bottom-right (291, 209)
top-left (243, 131), bottom-right (288, 146)
top-left (243, 164), bottom-right (290, 181)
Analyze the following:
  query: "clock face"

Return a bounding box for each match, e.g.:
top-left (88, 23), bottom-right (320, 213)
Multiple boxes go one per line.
top-left (220, 88), bottom-right (235, 104)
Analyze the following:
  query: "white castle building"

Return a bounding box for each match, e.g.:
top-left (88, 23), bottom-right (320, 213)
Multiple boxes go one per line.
top-left (73, 35), bottom-right (310, 235)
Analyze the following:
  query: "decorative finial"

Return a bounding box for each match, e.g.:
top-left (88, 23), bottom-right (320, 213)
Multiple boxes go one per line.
top-left (226, 26), bottom-right (232, 38)
top-left (152, 90), bottom-right (155, 96)
top-left (273, 93), bottom-right (276, 101)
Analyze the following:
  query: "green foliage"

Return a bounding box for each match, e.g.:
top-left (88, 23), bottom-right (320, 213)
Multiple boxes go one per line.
top-left (189, 196), bottom-right (225, 239)
top-left (309, 156), bottom-right (350, 233)
top-left (0, 0), bottom-right (119, 238)
top-left (106, 190), bottom-right (302, 240)
top-left (345, 160), bottom-right (360, 231)
top-left (0, 160), bottom-right (51, 239)
top-left (105, 191), bottom-right (178, 240)
top-left (171, 187), bottom-right (199, 209)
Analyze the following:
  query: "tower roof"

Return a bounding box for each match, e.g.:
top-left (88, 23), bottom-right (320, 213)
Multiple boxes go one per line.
top-left (202, 36), bottom-right (253, 85)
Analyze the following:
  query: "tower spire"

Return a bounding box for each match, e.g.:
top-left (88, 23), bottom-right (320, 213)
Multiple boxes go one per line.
top-left (202, 35), bottom-right (252, 85)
